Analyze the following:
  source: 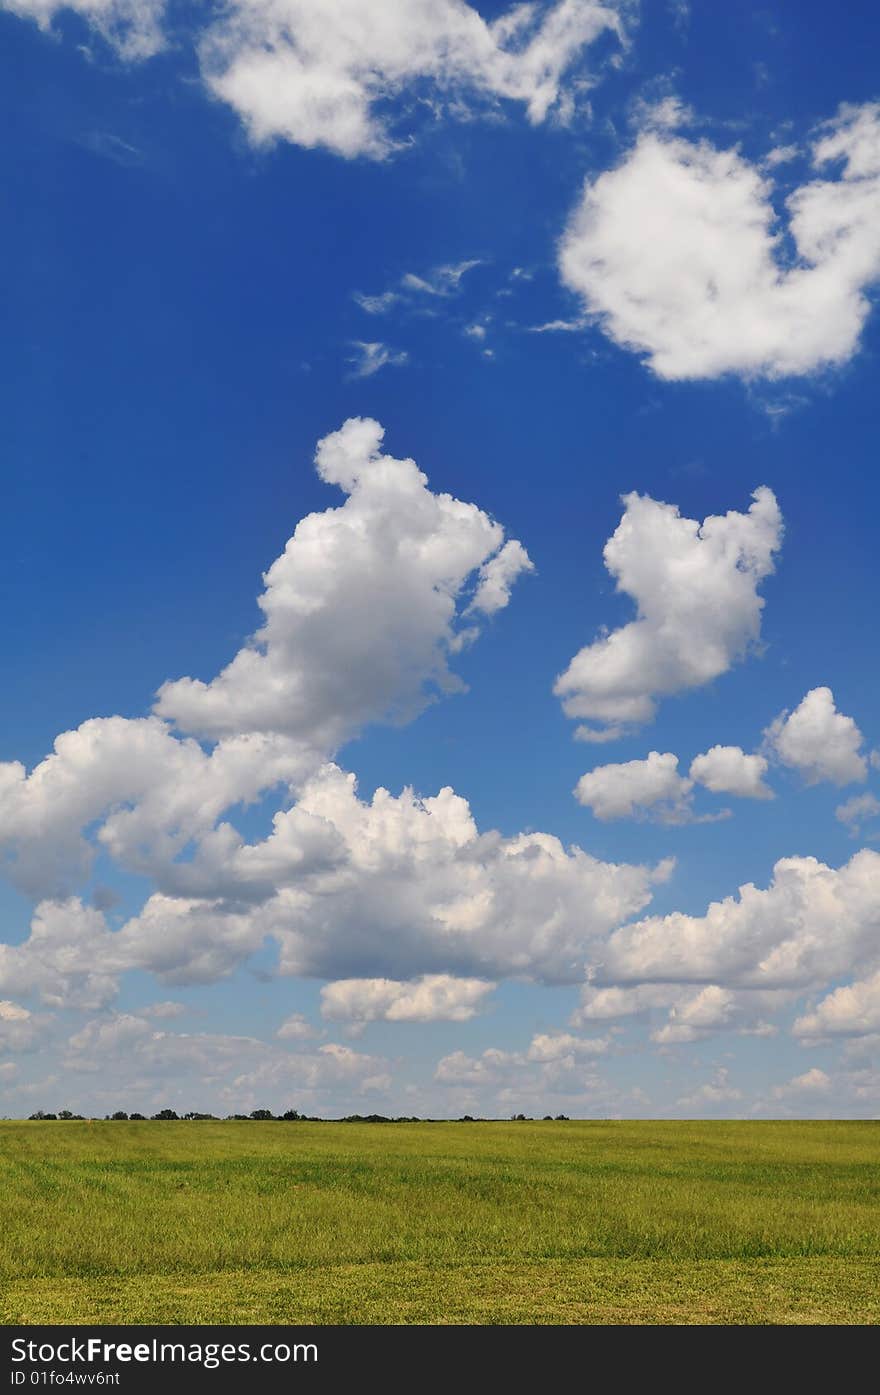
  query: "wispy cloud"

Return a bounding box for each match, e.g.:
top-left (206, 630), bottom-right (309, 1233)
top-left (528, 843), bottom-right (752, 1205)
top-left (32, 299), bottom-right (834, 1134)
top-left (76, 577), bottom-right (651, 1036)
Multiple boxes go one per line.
top-left (346, 341), bottom-right (409, 379)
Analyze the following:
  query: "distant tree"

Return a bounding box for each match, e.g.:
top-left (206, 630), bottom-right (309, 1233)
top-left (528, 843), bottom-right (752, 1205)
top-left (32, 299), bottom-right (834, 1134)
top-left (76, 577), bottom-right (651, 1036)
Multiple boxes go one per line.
top-left (555, 1114), bottom-right (569, 1121)
top-left (543, 1115), bottom-right (553, 1121)
top-left (152, 1109), bottom-right (180, 1120)
top-left (58, 1110), bottom-right (83, 1120)
top-left (129, 1113), bottom-right (146, 1121)
top-left (28, 1111), bottom-right (56, 1120)
top-left (111, 1111), bottom-right (129, 1121)
top-left (511, 1113), bottom-right (528, 1121)
top-left (184, 1112), bottom-right (216, 1120)
top-left (281, 1109), bottom-right (303, 1121)
top-left (250, 1108), bottom-right (275, 1120)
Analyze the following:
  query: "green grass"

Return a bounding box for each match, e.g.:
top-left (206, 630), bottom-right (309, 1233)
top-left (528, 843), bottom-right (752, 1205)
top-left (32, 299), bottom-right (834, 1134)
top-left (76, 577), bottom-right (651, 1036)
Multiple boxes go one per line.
top-left (1, 1120), bottom-right (878, 1324)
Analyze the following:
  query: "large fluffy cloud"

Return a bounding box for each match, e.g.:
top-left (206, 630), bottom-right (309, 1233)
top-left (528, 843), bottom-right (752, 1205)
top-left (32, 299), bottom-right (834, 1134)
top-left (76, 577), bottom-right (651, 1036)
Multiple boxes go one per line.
top-left (199, 0), bottom-right (625, 159)
top-left (559, 101), bottom-right (880, 379)
top-left (156, 418), bottom-right (532, 745)
top-left (554, 485), bottom-right (782, 740)
top-left (765, 686), bottom-right (869, 786)
top-left (600, 848), bottom-right (880, 991)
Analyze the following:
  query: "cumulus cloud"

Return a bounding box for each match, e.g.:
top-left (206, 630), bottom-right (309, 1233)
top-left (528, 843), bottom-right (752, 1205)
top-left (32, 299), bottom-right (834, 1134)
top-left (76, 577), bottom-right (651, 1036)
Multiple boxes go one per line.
top-left (689, 744), bottom-right (773, 799)
top-left (199, 0), bottom-right (625, 159)
top-left (600, 848), bottom-right (880, 991)
top-left (559, 101), bottom-right (880, 379)
top-left (765, 687), bottom-right (868, 787)
top-left (574, 751), bottom-right (694, 822)
top-left (2, 0), bottom-right (165, 59)
top-left (525, 1031), bottom-right (608, 1062)
top-left (676, 1068), bottom-right (742, 1111)
top-left (555, 486), bottom-right (782, 739)
top-left (650, 985), bottom-right (786, 1044)
top-left (320, 974), bottom-right (494, 1026)
top-left (794, 970), bottom-right (880, 1039)
top-left (0, 900), bottom-right (120, 1010)
top-left (574, 981), bottom-right (784, 1042)
top-left (156, 418), bottom-right (532, 746)
top-left (276, 1012), bottom-right (319, 1040)
top-left (771, 1066), bottom-right (831, 1100)
top-left (0, 1000), bottom-right (41, 1052)
top-left (0, 717), bottom-right (306, 899)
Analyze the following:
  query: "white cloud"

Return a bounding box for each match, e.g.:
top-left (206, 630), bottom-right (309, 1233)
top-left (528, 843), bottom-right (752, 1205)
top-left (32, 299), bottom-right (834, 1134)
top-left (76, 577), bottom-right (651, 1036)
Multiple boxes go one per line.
top-left (0, 900), bottom-right (120, 1010)
top-left (676, 1068), bottom-right (742, 1111)
top-left (355, 259), bottom-right (483, 319)
top-left (142, 1000), bottom-right (186, 1019)
top-left (601, 848), bottom-right (880, 991)
top-left (766, 687), bottom-right (868, 786)
top-left (0, 716), bottom-right (305, 899)
top-left (276, 1012), bottom-right (319, 1040)
top-left (573, 982), bottom-right (682, 1022)
top-left (401, 260), bottom-right (483, 297)
top-left (353, 290), bottom-right (402, 315)
top-left (574, 981), bottom-right (785, 1042)
top-left (199, 0), bottom-right (625, 159)
top-left (650, 985), bottom-right (786, 1044)
top-left (468, 540), bottom-right (535, 616)
top-left (574, 751), bottom-right (693, 822)
top-left (320, 974), bottom-right (494, 1026)
top-left (347, 341), bottom-right (408, 378)
top-left (836, 793), bottom-right (880, 835)
top-left (794, 970), bottom-right (880, 1039)
top-left (156, 418), bottom-right (532, 746)
top-left (772, 1066), bottom-right (831, 1099)
top-left (0, 1000), bottom-right (40, 1052)
top-left (689, 745), bottom-right (773, 799)
top-left (559, 101), bottom-right (880, 379)
top-left (526, 1031), bottom-right (608, 1062)
top-left (2, 0), bottom-right (165, 59)
top-left (555, 486), bottom-right (782, 739)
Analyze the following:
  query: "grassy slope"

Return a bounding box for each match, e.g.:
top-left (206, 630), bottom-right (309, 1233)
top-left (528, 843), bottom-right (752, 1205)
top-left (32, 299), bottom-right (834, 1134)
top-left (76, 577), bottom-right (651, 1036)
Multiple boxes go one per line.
top-left (1, 1120), bottom-right (878, 1324)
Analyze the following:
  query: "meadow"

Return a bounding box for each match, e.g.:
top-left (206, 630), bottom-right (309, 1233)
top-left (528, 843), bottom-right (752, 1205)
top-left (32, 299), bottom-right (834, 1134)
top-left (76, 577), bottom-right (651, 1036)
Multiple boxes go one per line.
top-left (1, 1119), bottom-right (878, 1325)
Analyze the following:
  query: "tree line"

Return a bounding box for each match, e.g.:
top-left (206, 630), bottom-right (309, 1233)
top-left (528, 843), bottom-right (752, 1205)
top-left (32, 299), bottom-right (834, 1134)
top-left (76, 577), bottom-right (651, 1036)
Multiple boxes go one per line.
top-left (26, 1108), bottom-right (570, 1123)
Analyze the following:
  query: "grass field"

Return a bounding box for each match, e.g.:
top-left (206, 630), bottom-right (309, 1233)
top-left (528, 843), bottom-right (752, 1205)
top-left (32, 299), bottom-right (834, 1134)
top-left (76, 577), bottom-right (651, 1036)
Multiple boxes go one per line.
top-left (1, 1119), bottom-right (878, 1325)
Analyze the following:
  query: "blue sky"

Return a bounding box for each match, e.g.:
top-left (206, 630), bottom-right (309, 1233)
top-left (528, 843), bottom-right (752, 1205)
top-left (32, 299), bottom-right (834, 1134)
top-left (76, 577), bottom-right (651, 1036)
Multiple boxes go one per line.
top-left (1, 0), bottom-right (880, 1119)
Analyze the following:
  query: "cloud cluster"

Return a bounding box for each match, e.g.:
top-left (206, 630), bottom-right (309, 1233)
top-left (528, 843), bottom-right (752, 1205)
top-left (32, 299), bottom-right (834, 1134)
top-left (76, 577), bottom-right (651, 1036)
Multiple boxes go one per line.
top-left (559, 101), bottom-right (880, 379)
top-left (199, 0), bottom-right (625, 158)
top-left (555, 485), bottom-right (782, 739)
top-left (574, 744), bottom-right (773, 823)
top-left (117, 764), bottom-right (671, 988)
